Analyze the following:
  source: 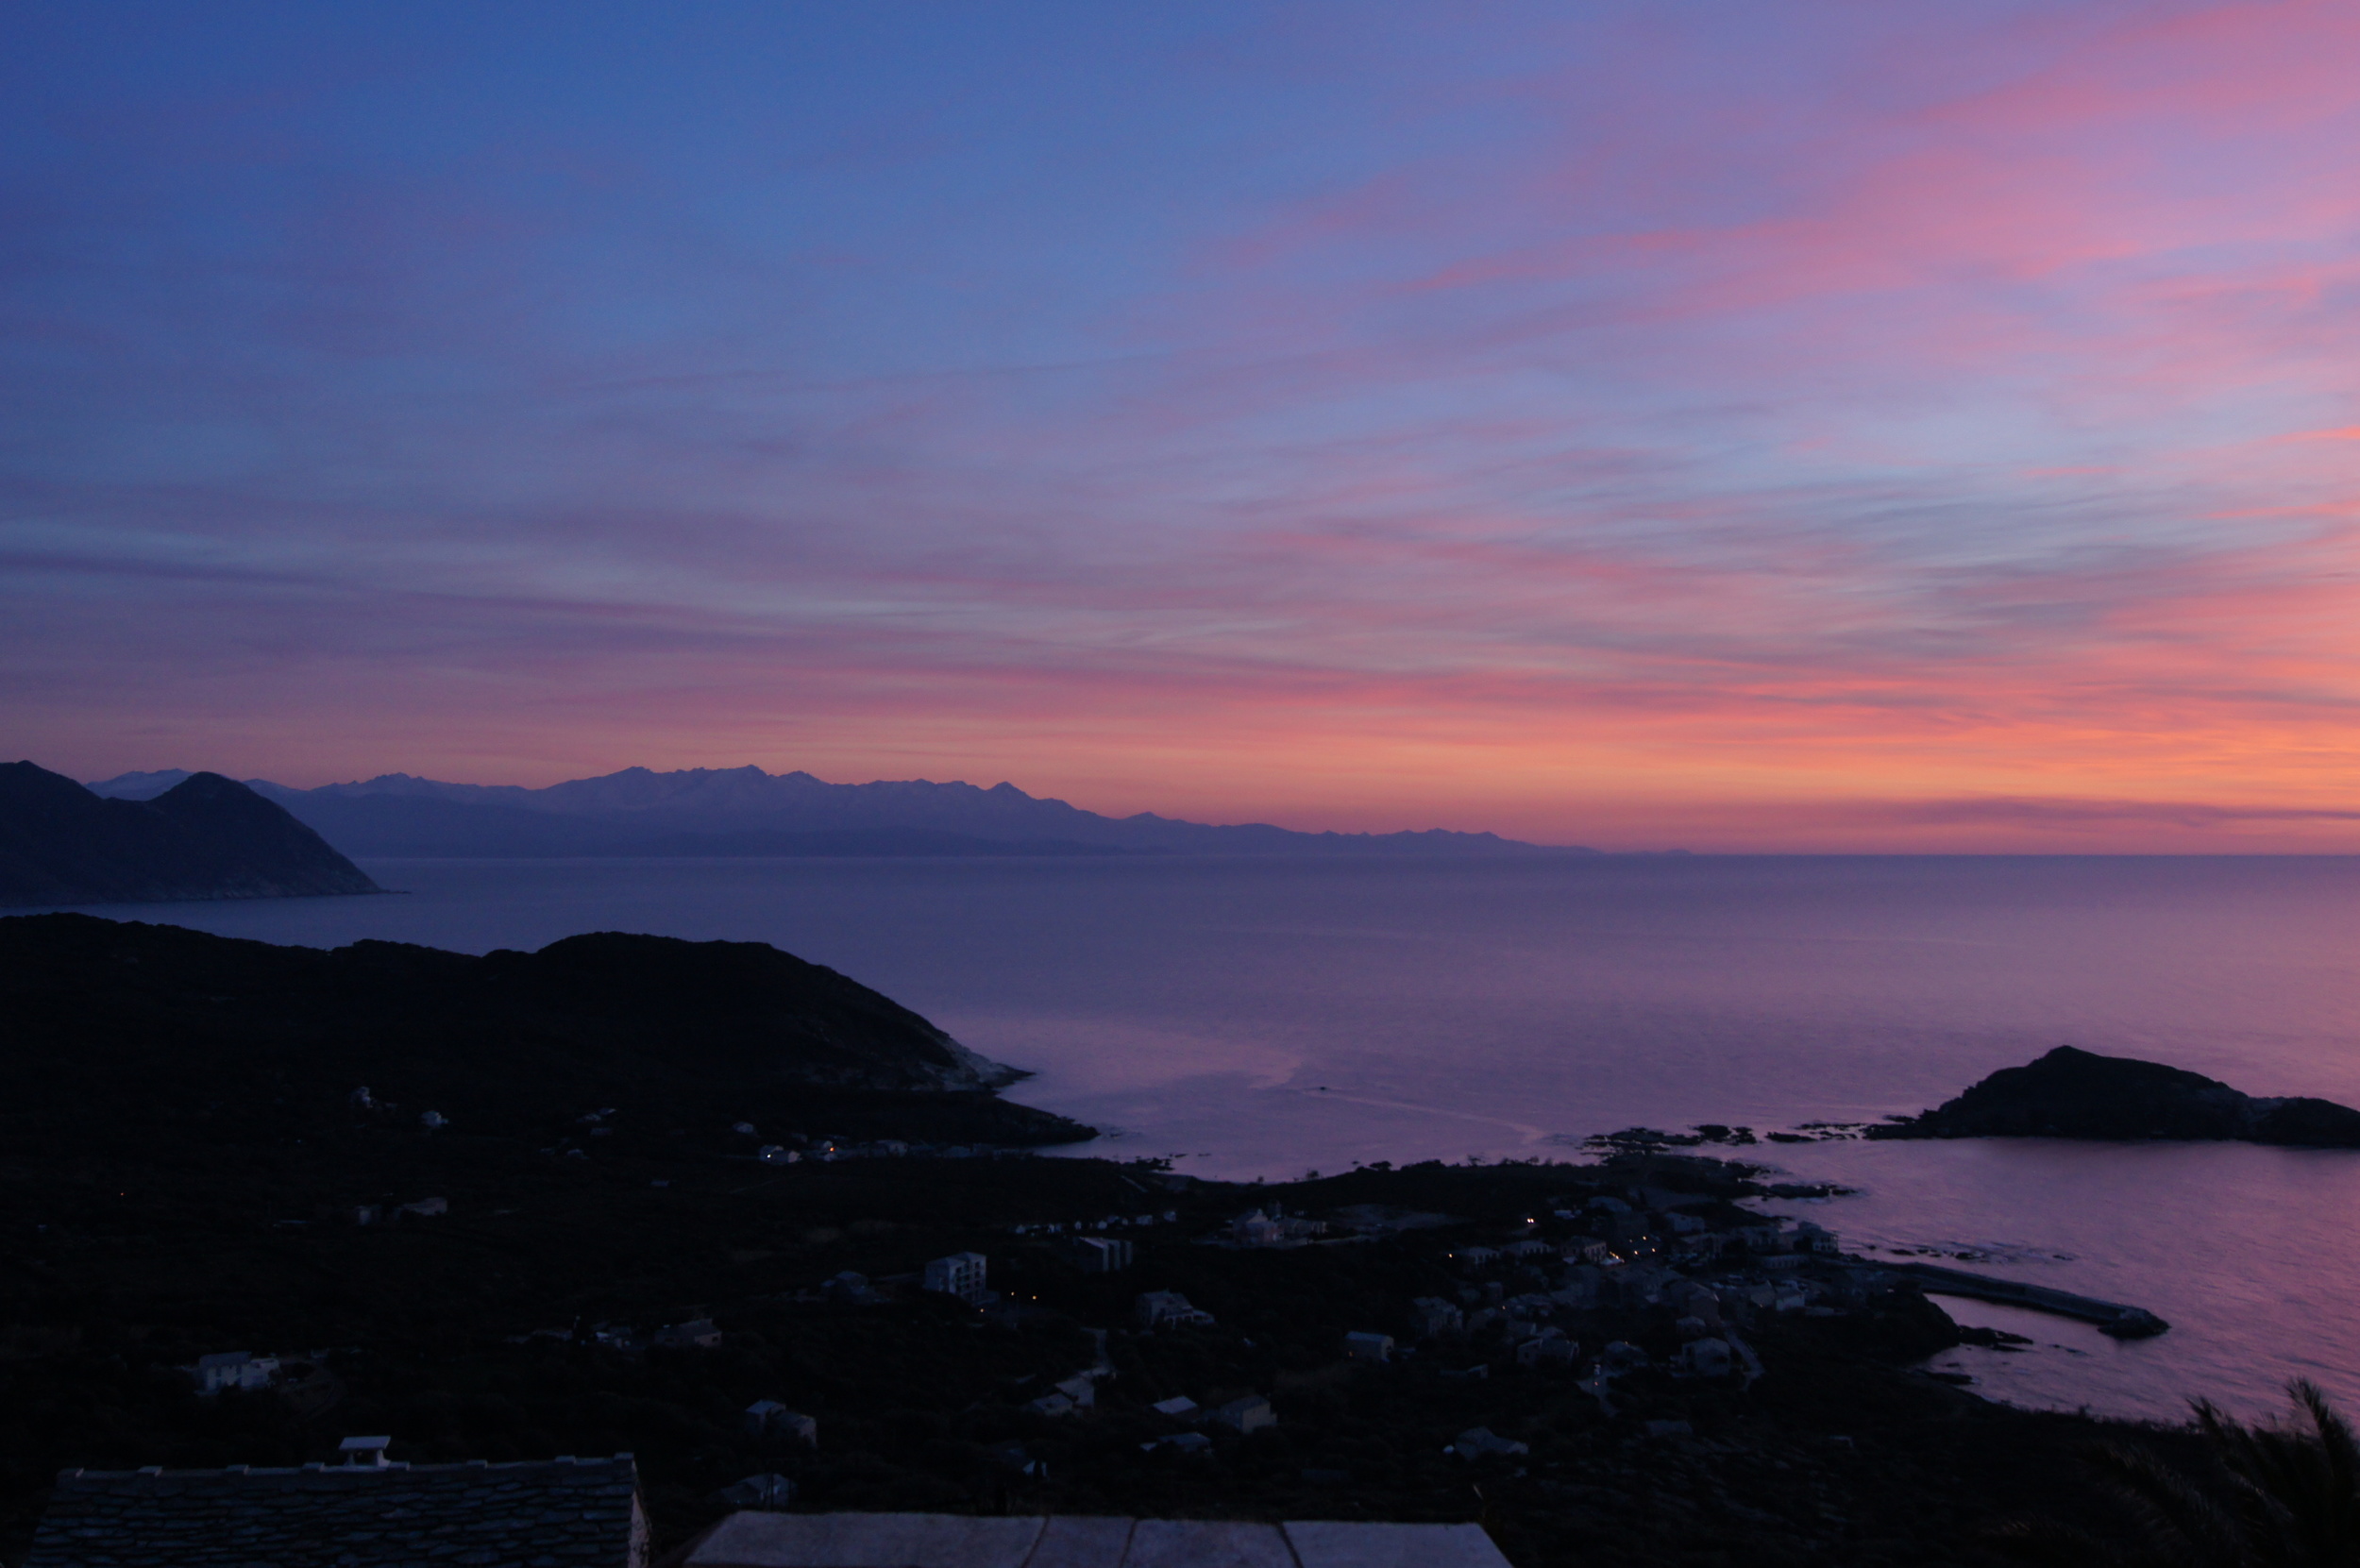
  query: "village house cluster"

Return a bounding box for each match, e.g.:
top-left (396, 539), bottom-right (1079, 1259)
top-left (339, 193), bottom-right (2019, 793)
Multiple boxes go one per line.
top-left (125, 1165), bottom-right (2014, 1568)
top-left (1063, 1186), bottom-right (1887, 1428)
top-left (1330, 1189), bottom-right (1882, 1408)
top-left (742, 1181), bottom-right (1892, 1454)
top-left (728, 1122), bottom-right (1034, 1166)
top-left (165, 1173), bottom-right (1908, 1545)
top-left (185, 1348), bottom-right (341, 1397)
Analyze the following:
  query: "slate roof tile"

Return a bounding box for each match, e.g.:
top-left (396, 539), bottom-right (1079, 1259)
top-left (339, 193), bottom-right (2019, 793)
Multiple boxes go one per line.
top-left (29, 1458), bottom-right (647, 1568)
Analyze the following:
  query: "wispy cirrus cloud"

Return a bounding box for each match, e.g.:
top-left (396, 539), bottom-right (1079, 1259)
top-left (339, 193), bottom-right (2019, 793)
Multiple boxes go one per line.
top-left (7, 2), bottom-right (2360, 846)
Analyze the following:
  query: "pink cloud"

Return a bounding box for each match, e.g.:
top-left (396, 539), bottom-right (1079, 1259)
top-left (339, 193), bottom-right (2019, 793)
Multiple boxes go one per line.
top-left (19, 3), bottom-right (2360, 848)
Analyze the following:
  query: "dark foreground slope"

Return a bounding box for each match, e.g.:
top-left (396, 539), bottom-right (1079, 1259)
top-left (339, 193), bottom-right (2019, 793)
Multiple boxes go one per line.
top-left (0, 1142), bottom-right (2156, 1568)
top-left (0, 763), bottom-right (380, 906)
top-left (1872, 1044), bottom-right (2360, 1147)
top-left (0, 915), bottom-right (1087, 1151)
top-left (0, 922), bottom-right (2174, 1565)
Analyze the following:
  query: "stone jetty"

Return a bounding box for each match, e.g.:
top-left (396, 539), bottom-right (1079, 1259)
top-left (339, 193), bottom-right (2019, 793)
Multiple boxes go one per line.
top-left (1886, 1261), bottom-right (2168, 1340)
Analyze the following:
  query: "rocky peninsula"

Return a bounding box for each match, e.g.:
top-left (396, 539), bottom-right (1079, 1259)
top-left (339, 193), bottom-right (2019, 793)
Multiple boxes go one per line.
top-left (1870, 1044), bottom-right (2360, 1147)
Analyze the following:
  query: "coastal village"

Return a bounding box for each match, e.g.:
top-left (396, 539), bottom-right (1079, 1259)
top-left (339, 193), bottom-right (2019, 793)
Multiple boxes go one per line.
top-left (171, 1172), bottom-right (1883, 1465)
top-left (9, 1136), bottom-right (2161, 1566)
top-left (1, 919), bottom-right (2182, 1566)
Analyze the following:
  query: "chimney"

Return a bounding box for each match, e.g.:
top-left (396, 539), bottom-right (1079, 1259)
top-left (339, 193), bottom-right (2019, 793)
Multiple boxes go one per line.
top-left (338, 1437), bottom-right (392, 1468)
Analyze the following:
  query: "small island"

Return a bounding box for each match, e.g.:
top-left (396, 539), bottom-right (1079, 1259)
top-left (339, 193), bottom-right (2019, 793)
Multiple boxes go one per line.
top-left (1870, 1044), bottom-right (2360, 1148)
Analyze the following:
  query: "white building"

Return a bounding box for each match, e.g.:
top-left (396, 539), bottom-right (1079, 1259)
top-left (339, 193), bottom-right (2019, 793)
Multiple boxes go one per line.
top-left (671, 1514), bottom-right (1512, 1567)
top-left (1062, 1237), bottom-right (1134, 1273)
top-left (191, 1352), bottom-right (278, 1394)
top-left (922, 1253), bottom-right (989, 1303)
top-left (1678, 1338), bottom-right (1735, 1377)
top-left (1663, 1280), bottom-right (1723, 1324)
top-left (1227, 1207), bottom-right (1325, 1247)
top-left (1134, 1290), bottom-right (1210, 1330)
top-left (655, 1319), bottom-right (722, 1349)
top-left (1409, 1297), bottom-right (1463, 1338)
top-left (1515, 1336), bottom-right (1579, 1370)
top-left (743, 1402), bottom-right (816, 1445)
top-left (1207, 1396), bottom-right (1275, 1435)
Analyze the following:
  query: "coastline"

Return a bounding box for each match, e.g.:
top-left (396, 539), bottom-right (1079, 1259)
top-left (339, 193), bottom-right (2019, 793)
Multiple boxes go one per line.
top-left (0, 1141), bottom-right (2173, 1566)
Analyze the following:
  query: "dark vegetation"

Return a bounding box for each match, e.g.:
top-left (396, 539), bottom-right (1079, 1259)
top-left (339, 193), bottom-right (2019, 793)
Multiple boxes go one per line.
top-left (0, 763), bottom-right (379, 906)
top-left (1995, 1380), bottom-right (2360, 1567)
top-left (1873, 1046), bottom-right (2360, 1149)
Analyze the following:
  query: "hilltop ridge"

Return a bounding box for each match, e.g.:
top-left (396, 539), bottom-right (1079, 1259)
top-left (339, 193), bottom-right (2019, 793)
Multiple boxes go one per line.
top-left (0, 913), bottom-right (1087, 1149)
top-left (86, 765), bottom-right (1599, 859)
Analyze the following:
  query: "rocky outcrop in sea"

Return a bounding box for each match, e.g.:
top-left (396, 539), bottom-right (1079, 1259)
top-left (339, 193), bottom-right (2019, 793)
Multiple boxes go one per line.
top-left (1871, 1044), bottom-right (2360, 1148)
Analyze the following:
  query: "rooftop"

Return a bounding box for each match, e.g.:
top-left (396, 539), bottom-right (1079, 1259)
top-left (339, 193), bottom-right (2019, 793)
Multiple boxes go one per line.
top-left (675, 1512), bottom-right (1510, 1567)
top-left (30, 1454), bottom-right (646, 1568)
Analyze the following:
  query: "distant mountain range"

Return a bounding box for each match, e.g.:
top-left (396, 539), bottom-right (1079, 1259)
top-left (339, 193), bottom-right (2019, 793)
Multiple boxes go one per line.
top-left (85, 765), bottom-right (1601, 859)
top-left (2, 762), bottom-right (383, 906)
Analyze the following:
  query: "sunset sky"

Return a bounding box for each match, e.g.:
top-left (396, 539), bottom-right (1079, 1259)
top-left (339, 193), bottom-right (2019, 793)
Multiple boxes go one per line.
top-left (9, 1), bottom-right (2360, 850)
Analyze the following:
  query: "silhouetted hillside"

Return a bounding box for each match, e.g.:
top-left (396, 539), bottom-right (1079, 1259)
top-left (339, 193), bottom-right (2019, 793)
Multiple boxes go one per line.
top-left (0, 915), bottom-right (1087, 1156)
top-left (0, 764), bottom-right (380, 906)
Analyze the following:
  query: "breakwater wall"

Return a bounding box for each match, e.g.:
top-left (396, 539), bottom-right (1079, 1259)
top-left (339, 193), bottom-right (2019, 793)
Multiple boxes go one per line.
top-left (1886, 1261), bottom-right (2169, 1340)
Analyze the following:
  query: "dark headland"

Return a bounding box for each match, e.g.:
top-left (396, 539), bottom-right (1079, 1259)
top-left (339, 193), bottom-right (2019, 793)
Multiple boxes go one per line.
top-left (0, 914), bottom-right (1090, 1150)
top-left (1871, 1043), bottom-right (2360, 1147)
top-left (0, 761), bottom-right (382, 907)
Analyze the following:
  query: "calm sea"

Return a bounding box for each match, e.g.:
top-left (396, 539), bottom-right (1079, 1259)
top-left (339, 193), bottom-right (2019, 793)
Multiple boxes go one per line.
top-left (39, 853), bottom-right (2360, 1424)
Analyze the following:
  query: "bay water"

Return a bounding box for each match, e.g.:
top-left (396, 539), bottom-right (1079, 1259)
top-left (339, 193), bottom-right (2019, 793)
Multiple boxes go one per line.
top-left (40, 853), bottom-right (2360, 1424)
